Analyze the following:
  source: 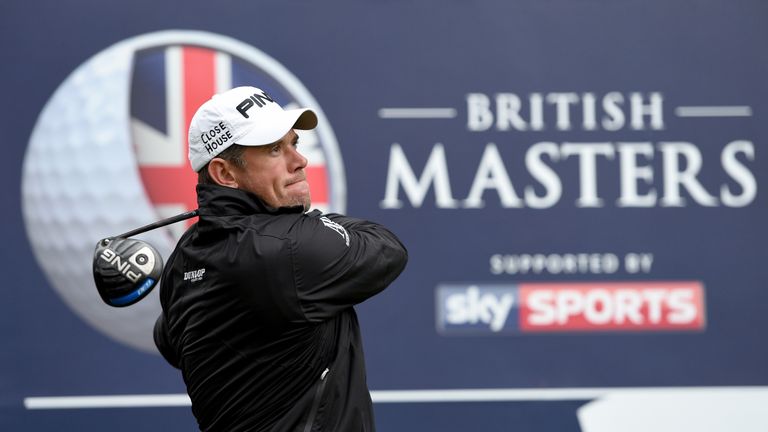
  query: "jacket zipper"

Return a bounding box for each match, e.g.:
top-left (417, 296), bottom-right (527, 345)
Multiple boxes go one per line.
top-left (302, 367), bottom-right (330, 432)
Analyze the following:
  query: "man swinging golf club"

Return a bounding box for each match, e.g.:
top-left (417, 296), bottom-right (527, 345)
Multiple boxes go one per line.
top-left (153, 86), bottom-right (408, 431)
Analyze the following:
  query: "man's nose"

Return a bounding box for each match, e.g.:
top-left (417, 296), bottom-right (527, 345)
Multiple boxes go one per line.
top-left (288, 145), bottom-right (308, 171)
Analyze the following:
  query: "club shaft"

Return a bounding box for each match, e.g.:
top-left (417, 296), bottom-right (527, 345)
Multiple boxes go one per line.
top-left (115, 210), bottom-right (199, 239)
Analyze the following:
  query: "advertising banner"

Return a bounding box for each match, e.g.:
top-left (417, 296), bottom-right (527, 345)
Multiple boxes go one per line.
top-left (2, 1), bottom-right (767, 430)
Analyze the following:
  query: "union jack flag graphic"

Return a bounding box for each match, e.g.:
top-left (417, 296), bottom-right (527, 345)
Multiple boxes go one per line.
top-left (129, 45), bottom-right (333, 239)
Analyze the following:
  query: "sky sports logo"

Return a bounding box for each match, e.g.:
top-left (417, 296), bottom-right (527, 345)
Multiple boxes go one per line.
top-left (436, 281), bottom-right (705, 334)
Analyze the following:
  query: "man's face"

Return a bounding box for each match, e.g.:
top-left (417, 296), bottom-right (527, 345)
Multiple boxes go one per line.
top-left (232, 129), bottom-right (312, 211)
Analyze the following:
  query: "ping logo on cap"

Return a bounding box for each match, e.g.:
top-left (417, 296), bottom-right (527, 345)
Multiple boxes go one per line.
top-left (236, 90), bottom-right (276, 118)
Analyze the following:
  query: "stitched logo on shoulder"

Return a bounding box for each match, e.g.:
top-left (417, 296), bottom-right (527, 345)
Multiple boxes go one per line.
top-left (184, 268), bottom-right (206, 282)
top-left (320, 216), bottom-right (350, 247)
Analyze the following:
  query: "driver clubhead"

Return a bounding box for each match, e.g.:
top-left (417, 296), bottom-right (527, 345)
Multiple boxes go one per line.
top-left (93, 237), bottom-right (163, 307)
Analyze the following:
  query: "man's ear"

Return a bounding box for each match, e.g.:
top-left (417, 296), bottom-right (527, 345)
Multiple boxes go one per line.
top-left (207, 158), bottom-right (239, 188)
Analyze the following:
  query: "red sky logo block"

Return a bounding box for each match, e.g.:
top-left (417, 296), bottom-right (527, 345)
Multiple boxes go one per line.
top-left (519, 282), bottom-right (706, 332)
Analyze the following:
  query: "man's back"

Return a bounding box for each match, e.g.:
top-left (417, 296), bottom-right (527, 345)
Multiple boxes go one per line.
top-left (155, 184), bottom-right (407, 431)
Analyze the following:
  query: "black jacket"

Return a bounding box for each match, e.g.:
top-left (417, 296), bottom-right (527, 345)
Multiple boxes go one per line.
top-left (154, 184), bottom-right (407, 431)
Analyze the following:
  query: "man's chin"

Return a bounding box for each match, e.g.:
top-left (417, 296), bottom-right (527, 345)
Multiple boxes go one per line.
top-left (287, 194), bottom-right (311, 212)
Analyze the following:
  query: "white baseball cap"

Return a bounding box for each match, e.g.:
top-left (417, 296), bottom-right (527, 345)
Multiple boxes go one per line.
top-left (188, 86), bottom-right (318, 172)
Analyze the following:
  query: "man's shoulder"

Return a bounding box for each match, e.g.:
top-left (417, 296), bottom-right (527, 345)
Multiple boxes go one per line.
top-left (199, 210), bottom-right (304, 238)
top-left (245, 210), bottom-right (315, 240)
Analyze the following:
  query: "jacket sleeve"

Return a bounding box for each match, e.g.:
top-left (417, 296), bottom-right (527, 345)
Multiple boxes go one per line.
top-left (291, 212), bottom-right (408, 321)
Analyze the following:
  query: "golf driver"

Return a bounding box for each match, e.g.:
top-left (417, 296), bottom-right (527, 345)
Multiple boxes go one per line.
top-left (92, 209), bottom-right (198, 307)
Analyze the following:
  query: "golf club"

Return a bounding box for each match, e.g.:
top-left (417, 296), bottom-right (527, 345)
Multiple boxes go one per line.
top-left (92, 209), bottom-right (199, 307)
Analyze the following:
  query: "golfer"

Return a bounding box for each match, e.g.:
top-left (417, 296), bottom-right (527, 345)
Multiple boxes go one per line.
top-left (153, 86), bottom-right (408, 431)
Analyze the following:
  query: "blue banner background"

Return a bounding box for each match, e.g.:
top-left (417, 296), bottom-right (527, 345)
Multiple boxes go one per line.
top-left (2, 1), bottom-right (767, 430)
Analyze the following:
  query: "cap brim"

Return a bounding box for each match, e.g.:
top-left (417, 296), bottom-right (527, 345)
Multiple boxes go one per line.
top-left (237, 109), bottom-right (318, 146)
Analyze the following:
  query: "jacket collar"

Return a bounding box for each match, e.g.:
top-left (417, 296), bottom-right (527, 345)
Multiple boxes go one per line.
top-left (196, 184), bottom-right (305, 217)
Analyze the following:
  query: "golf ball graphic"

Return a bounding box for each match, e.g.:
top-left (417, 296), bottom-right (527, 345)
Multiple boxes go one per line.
top-left (22, 31), bottom-right (345, 353)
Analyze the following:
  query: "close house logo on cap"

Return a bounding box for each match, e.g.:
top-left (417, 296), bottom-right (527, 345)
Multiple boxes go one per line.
top-left (237, 90), bottom-right (276, 118)
top-left (201, 122), bottom-right (234, 155)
